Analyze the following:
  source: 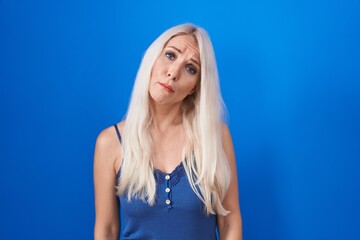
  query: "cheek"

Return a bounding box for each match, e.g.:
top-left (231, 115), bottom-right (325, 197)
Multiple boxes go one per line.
top-left (150, 59), bottom-right (161, 80)
top-left (149, 63), bottom-right (162, 88)
top-left (176, 80), bottom-right (197, 98)
top-left (152, 57), bottom-right (167, 74)
top-left (150, 67), bottom-right (157, 83)
top-left (186, 77), bottom-right (198, 92)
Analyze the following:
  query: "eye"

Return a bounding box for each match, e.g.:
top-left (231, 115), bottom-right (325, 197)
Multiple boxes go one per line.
top-left (185, 64), bottom-right (198, 75)
top-left (165, 51), bottom-right (176, 60)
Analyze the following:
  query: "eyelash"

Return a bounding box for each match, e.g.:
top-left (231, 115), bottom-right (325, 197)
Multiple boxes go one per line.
top-left (165, 52), bottom-right (176, 60)
top-left (185, 65), bottom-right (197, 75)
top-left (165, 51), bottom-right (198, 75)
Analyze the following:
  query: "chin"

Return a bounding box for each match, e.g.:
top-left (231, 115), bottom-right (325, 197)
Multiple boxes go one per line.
top-left (150, 95), bottom-right (167, 105)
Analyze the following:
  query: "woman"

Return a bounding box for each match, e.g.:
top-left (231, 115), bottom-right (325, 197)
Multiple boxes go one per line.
top-left (94, 23), bottom-right (242, 240)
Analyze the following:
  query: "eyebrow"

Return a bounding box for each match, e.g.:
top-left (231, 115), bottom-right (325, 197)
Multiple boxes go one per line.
top-left (168, 46), bottom-right (200, 67)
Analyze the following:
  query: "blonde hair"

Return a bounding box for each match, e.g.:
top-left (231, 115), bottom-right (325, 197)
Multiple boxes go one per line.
top-left (116, 23), bottom-right (231, 215)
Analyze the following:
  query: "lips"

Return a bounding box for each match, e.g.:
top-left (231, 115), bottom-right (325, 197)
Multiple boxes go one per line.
top-left (159, 82), bottom-right (174, 93)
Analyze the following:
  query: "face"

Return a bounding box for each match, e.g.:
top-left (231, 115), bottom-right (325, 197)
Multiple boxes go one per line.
top-left (149, 34), bottom-right (200, 106)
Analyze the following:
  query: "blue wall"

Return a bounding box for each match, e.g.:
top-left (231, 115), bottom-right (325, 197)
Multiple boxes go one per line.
top-left (1, 0), bottom-right (359, 239)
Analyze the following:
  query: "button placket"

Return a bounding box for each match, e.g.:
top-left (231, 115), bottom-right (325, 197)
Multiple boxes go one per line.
top-left (165, 174), bottom-right (172, 209)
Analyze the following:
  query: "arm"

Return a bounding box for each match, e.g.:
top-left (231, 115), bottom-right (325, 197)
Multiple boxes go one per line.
top-left (217, 124), bottom-right (243, 240)
top-left (94, 127), bottom-right (122, 240)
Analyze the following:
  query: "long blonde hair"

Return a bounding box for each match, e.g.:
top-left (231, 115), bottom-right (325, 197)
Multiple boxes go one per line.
top-left (116, 23), bottom-right (231, 216)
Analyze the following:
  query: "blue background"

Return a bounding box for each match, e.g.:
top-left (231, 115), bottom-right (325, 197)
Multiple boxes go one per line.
top-left (1, 0), bottom-right (359, 239)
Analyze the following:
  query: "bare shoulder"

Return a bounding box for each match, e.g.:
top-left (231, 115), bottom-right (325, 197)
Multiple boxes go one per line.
top-left (221, 123), bottom-right (231, 135)
top-left (115, 120), bottom-right (125, 135)
top-left (94, 121), bottom-right (125, 173)
top-left (221, 123), bottom-right (237, 168)
top-left (96, 121), bottom-right (125, 148)
top-left (113, 121), bottom-right (125, 172)
top-left (221, 123), bottom-right (233, 148)
top-left (96, 125), bottom-right (118, 151)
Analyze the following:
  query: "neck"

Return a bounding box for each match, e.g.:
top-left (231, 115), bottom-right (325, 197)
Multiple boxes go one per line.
top-left (150, 100), bottom-right (183, 133)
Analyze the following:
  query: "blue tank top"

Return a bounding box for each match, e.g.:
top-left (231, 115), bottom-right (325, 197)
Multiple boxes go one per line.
top-left (114, 125), bottom-right (217, 240)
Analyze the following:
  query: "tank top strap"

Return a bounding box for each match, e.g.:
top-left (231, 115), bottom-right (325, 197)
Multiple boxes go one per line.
top-left (113, 124), bottom-right (122, 144)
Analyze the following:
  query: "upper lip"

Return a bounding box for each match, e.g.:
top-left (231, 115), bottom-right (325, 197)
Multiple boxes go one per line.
top-left (159, 82), bottom-right (174, 92)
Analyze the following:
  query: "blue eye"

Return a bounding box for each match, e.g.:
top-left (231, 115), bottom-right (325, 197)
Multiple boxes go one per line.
top-left (185, 64), bottom-right (197, 75)
top-left (165, 52), bottom-right (175, 60)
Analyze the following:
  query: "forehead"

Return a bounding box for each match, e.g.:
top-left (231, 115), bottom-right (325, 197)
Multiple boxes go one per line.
top-left (164, 34), bottom-right (200, 57)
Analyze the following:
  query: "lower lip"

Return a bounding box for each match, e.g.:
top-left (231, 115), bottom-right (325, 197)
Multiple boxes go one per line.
top-left (159, 83), bottom-right (174, 93)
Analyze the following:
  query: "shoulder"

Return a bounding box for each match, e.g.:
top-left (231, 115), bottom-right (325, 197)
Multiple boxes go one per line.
top-left (96, 121), bottom-right (125, 146)
top-left (96, 126), bottom-right (117, 149)
top-left (221, 123), bottom-right (232, 144)
top-left (94, 121), bottom-right (125, 172)
top-left (220, 123), bottom-right (236, 162)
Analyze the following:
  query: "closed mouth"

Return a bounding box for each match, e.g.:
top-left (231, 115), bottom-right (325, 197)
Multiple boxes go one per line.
top-left (159, 82), bottom-right (174, 92)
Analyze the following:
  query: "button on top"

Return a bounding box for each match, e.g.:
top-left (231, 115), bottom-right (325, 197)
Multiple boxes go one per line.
top-left (165, 187), bottom-right (171, 193)
top-left (165, 199), bottom-right (171, 205)
top-left (165, 175), bottom-right (171, 180)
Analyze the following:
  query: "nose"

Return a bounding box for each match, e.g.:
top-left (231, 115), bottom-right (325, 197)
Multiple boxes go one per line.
top-left (167, 63), bottom-right (181, 81)
top-left (167, 72), bottom-right (176, 81)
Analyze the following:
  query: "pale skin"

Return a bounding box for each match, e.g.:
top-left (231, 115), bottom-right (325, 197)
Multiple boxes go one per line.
top-left (94, 34), bottom-right (242, 239)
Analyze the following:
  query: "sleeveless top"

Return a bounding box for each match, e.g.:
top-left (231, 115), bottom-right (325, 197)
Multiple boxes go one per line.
top-left (114, 124), bottom-right (217, 240)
